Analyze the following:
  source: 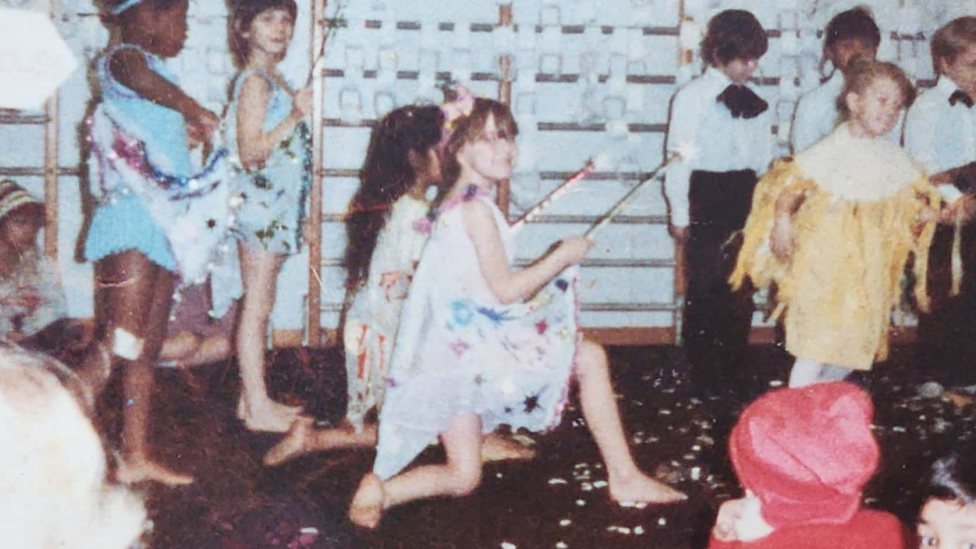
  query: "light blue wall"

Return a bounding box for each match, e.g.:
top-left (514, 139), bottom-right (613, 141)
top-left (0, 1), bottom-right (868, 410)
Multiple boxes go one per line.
top-left (2, 0), bottom-right (974, 334)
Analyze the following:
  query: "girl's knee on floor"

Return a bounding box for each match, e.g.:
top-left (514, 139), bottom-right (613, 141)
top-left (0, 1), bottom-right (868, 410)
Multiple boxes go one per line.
top-left (446, 459), bottom-right (482, 497)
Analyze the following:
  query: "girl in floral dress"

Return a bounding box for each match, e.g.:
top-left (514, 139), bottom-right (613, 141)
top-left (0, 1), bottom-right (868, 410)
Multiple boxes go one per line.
top-left (261, 105), bottom-right (442, 463)
top-left (264, 102), bottom-right (532, 466)
top-left (349, 98), bottom-right (685, 529)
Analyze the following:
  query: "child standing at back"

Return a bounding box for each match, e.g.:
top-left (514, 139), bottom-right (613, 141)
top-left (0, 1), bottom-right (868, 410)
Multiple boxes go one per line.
top-left (732, 60), bottom-right (939, 387)
top-left (664, 10), bottom-right (773, 400)
top-left (348, 98), bottom-right (685, 529)
top-left (80, 0), bottom-right (229, 486)
top-left (225, 0), bottom-right (313, 433)
top-left (791, 7), bottom-right (900, 153)
top-left (905, 17), bottom-right (976, 395)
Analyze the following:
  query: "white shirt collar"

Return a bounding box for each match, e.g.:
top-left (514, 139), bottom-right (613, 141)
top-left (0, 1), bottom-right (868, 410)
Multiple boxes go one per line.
top-left (936, 76), bottom-right (963, 98)
top-left (704, 65), bottom-right (734, 95)
top-left (826, 70), bottom-right (844, 91)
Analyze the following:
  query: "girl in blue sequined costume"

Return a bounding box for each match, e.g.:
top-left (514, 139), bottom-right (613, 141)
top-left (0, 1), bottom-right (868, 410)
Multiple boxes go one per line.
top-left (348, 98), bottom-right (686, 529)
top-left (80, 0), bottom-right (231, 486)
top-left (226, 0), bottom-right (312, 433)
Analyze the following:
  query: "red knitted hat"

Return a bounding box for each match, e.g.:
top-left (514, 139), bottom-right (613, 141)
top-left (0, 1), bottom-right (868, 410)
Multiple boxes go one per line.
top-left (729, 381), bottom-right (880, 529)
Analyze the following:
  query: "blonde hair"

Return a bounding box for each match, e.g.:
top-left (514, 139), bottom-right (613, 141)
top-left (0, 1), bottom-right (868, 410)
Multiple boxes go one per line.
top-left (932, 17), bottom-right (976, 74)
top-left (0, 344), bottom-right (146, 549)
top-left (837, 58), bottom-right (916, 119)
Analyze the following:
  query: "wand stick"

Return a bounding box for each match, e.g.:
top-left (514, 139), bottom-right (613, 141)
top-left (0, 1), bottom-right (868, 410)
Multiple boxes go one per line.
top-left (306, 3), bottom-right (343, 87)
top-left (511, 160), bottom-right (595, 231)
top-left (584, 152), bottom-right (678, 239)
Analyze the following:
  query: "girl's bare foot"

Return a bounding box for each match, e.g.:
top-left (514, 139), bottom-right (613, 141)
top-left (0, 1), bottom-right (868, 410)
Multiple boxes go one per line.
top-left (349, 473), bottom-right (385, 529)
top-left (116, 455), bottom-right (194, 486)
top-left (237, 395), bottom-right (302, 433)
top-left (263, 416), bottom-right (313, 466)
top-left (481, 433), bottom-right (536, 463)
top-left (608, 471), bottom-right (686, 504)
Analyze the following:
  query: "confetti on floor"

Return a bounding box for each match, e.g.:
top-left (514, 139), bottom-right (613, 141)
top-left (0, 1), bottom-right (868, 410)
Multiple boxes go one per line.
top-left (106, 345), bottom-right (976, 549)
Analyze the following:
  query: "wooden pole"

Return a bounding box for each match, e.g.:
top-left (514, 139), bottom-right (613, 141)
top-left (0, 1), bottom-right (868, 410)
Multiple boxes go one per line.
top-left (43, 0), bottom-right (58, 259)
top-left (43, 91), bottom-right (59, 259)
top-left (673, 0), bottom-right (690, 344)
top-left (496, 3), bottom-right (513, 218)
top-left (307, 0), bottom-right (326, 346)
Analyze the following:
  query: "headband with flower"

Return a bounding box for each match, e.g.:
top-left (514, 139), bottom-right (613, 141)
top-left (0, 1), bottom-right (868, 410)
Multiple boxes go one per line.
top-left (436, 83), bottom-right (476, 154)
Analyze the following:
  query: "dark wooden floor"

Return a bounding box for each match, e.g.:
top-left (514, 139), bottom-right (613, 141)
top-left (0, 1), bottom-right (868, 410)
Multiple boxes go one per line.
top-left (96, 345), bottom-right (976, 549)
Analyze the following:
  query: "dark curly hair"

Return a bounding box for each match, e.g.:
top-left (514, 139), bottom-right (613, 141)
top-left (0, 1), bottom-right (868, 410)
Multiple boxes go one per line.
top-left (825, 7), bottom-right (881, 52)
top-left (920, 449), bottom-right (976, 509)
top-left (343, 105), bottom-right (445, 291)
top-left (701, 10), bottom-right (769, 67)
top-left (228, 0), bottom-right (299, 68)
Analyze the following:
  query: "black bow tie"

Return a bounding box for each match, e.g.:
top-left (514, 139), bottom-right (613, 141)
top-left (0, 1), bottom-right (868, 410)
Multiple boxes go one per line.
top-left (717, 84), bottom-right (769, 119)
top-left (950, 90), bottom-right (974, 108)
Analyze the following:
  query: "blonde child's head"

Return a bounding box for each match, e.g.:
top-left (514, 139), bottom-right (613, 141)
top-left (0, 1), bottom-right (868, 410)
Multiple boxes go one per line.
top-left (932, 17), bottom-right (976, 96)
top-left (229, 0), bottom-right (299, 68)
top-left (0, 344), bottom-right (147, 549)
top-left (701, 10), bottom-right (768, 82)
top-left (98, 0), bottom-right (190, 58)
top-left (917, 450), bottom-right (976, 549)
top-left (440, 97), bottom-right (519, 190)
top-left (824, 7), bottom-right (881, 74)
top-left (838, 58), bottom-right (915, 138)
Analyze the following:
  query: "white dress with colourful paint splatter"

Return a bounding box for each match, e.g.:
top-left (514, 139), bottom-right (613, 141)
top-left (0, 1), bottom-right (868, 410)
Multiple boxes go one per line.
top-left (373, 191), bottom-right (580, 479)
top-left (343, 194), bottom-right (430, 432)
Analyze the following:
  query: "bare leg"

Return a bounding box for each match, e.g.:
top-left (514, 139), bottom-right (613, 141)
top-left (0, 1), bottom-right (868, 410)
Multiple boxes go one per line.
top-left (88, 250), bottom-right (193, 486)
top-left (186, 335), bottom-right (231, 367)
top-left (481, 432), bottom-right (536, 462)
top-left (575, 339), bottom-right (685, 503)
top-left (236, 242), bottom-right (300, 432)
top-left (160, 331), bottom-right (201, 363)
top-left (788, 357), bottom-right (823, 388)
top-left (264, 419), bottom-right (534, 467)
top-left (169, 334), bottom-right (231, 368)
top-left (264, 418), bottom-right (377, 466)
top-left (349, 414), bottom-right (483, 529)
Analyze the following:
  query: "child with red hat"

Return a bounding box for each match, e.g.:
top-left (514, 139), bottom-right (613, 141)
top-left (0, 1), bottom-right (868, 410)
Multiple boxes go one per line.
top-left (708, 382), bottom-right (909, 548)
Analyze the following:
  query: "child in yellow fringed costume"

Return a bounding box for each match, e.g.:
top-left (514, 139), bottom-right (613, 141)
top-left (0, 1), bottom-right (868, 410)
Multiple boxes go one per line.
top-left (731, 59), bottom-right (943, 387)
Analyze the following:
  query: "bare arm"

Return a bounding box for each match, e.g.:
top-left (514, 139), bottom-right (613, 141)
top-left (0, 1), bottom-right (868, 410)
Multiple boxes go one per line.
top-left (236, 74), bottom-right (312, 168)
top-left (774, 187), bottom-right (806, 217)
top-left (931, 161), bottom-right (976, 193)
top-left (769, 188), bottom-right (806, 260)
top-left (464, 200), bottom-right (590, 305)
top-left (109, 49), bottom-right (215, 132)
